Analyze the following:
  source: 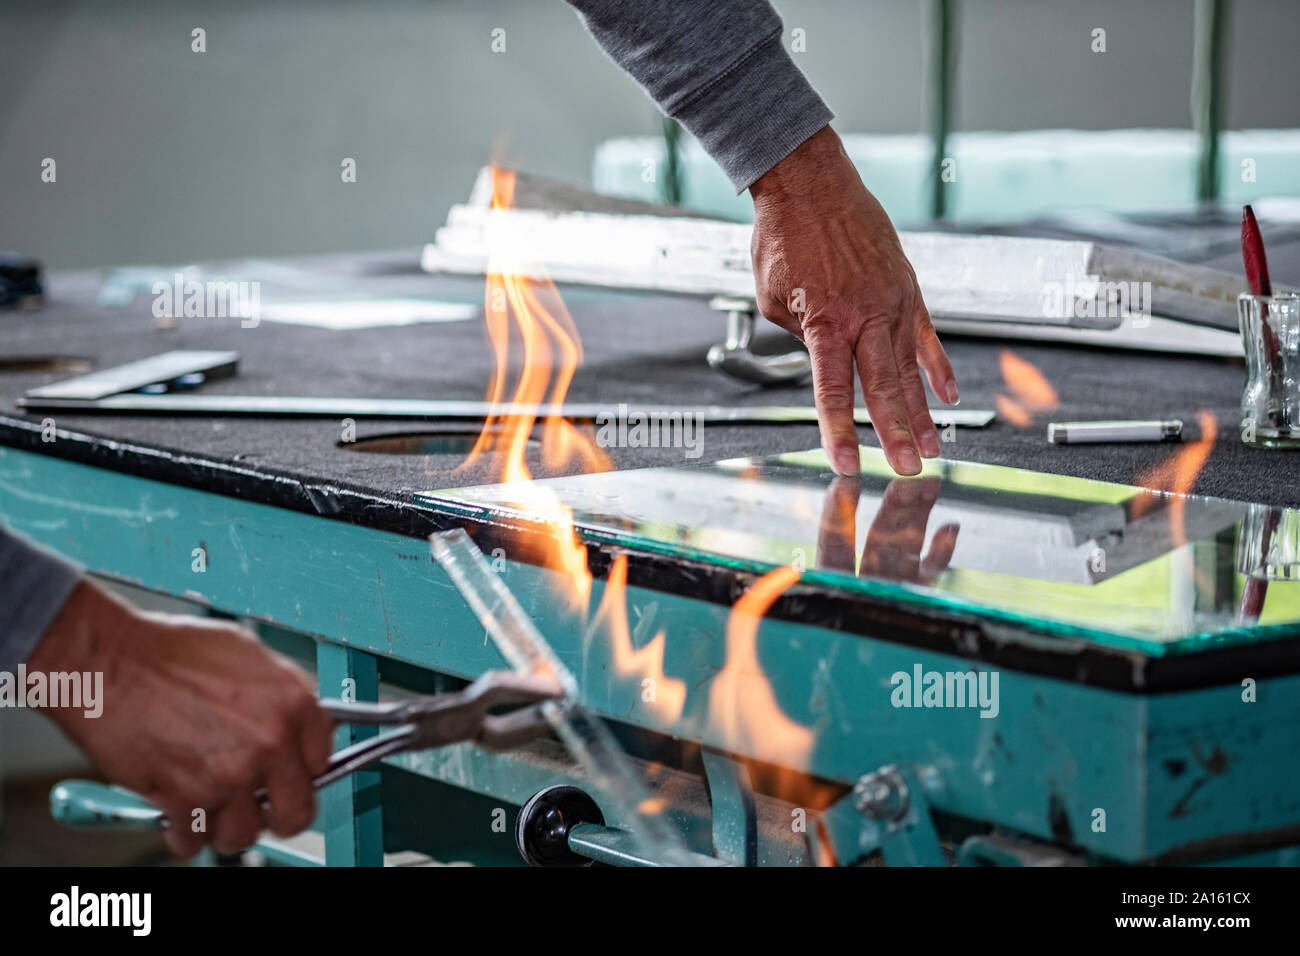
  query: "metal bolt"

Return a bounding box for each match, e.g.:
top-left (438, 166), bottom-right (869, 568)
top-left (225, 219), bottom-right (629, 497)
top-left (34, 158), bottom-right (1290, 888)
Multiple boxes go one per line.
top-left (852, 765), bottom-right (909, 822)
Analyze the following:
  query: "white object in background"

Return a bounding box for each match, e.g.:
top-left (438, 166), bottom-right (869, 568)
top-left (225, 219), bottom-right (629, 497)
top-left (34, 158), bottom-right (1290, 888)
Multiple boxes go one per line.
top-left (423, 168), bottom-right (1244, 332)
top-left (934, 315), bottom-right (1242, 357)
top-left (1047, 420), bottom-right (1184, 444)
top-left (247, 298), bottom-right (477, 330)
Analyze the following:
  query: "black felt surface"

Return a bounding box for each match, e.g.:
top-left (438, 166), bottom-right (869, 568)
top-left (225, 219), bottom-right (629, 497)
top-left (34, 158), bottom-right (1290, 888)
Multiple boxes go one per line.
top-left (2, 240), bottom-right (1300, 509)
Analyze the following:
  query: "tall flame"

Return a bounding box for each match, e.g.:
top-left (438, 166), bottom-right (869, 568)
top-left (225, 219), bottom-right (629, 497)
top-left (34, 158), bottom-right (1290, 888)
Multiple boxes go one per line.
top-left (463, 167), bottom-right (612, 606)
top-left (465, 167), bottom-right (825, 818)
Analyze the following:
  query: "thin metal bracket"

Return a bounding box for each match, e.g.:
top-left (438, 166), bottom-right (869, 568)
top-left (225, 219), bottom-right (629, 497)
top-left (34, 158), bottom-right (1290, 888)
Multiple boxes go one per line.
top-left (957, 830), bottom-right (1088, 867)
top-left (817, 764), bottom-right (946, 866)
top-left (702, 749), bottom-right (758, 866)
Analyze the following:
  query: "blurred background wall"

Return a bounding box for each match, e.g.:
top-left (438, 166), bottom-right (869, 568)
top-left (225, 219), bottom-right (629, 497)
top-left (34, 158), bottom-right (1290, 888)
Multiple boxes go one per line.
top-left (1, 0), bottom-right (1297, 269)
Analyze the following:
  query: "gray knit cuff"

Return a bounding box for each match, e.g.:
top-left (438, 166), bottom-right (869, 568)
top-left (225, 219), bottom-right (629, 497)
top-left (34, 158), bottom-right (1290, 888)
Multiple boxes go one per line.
top-left (669, 33), bottom-right (834, 192)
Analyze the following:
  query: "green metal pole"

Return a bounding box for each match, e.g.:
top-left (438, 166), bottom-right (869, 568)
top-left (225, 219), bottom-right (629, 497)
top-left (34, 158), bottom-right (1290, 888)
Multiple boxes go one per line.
top-left (317, 642), bottom-right (384, 866)
top-left (660, 116), bottom-right (683, 206)
top-left (927, 0), bottom-right (955, 220)
top-left (1192, 0), bottom-right (1227, 203)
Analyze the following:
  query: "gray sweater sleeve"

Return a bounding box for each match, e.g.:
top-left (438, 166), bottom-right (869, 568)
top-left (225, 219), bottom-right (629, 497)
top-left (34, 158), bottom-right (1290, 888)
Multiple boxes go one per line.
top-left (0, 524), bottom-right (83, 671)
top-left (566, 0), bottom-right (834, 192)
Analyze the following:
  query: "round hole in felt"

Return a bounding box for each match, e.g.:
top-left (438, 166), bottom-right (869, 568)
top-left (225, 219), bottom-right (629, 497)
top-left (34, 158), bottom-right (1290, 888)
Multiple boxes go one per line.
top-left (338, 427), bottom-right (541, 457)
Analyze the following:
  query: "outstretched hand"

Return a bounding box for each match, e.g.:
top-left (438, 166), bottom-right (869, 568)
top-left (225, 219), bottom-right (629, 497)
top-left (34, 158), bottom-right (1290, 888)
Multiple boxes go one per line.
top-left (750, 125), bottom-right (959, 477)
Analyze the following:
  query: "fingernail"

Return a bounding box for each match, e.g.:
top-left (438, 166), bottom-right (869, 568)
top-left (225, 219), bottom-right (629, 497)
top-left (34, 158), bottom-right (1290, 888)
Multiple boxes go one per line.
top-left (831, 445), bottom-right (861, 476)
top-left (896, 448), bottom-right (921, 475)
top-left (944, 380), bottom-right (960, 405)
top-left (919, 428), bottom-right (942, 458)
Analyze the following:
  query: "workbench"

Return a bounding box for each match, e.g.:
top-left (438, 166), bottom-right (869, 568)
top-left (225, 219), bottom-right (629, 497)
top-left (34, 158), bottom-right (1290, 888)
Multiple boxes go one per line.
top-left (3, 235), bottom-right (1300, 866)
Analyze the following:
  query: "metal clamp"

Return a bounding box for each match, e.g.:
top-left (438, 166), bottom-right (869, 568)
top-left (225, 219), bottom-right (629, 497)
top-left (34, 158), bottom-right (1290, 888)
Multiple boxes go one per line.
top-left (707, 296), bottom-right (810, 386)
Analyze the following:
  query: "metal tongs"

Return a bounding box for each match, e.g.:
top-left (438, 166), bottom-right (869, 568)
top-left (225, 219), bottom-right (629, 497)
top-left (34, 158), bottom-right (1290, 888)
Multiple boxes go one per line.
top-left (312, 670), bottom-right (562, 789)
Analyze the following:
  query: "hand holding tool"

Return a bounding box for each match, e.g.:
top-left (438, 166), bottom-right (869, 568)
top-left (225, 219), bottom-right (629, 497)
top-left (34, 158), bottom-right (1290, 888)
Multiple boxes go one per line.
top-left (49, 669), bottom-right (562, 831)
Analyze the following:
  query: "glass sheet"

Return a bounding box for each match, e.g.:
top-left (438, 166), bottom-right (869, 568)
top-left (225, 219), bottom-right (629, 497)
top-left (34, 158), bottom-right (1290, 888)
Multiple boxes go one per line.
top-left (417, 447), bottom-right (1300, 655)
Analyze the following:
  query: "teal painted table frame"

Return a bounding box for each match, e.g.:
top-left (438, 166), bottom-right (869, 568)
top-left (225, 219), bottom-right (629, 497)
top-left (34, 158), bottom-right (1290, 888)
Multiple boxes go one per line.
top-left (4, 443), bottom-right (1300, 866)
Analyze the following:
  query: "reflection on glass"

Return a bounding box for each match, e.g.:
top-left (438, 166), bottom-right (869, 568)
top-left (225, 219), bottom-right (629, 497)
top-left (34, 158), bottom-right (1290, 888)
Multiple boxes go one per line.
top-left (1238, 504), bottom-right (1300, 583)
top-left (418, 447), bottom-right (1300, 650)
top-left (818, 475), bottom-right (959, 586)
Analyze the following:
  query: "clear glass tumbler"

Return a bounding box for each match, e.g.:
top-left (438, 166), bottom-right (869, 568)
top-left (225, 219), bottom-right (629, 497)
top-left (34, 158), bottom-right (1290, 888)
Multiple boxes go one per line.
top-left (1238, 292), bottom-right (1300, 447)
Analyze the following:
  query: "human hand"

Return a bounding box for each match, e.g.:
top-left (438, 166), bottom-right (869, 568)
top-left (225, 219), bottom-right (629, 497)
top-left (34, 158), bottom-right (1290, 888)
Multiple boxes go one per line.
top-left (28, 579), bottom-right (333, 857)
top-left (750, 125), bottom-right (959, 477)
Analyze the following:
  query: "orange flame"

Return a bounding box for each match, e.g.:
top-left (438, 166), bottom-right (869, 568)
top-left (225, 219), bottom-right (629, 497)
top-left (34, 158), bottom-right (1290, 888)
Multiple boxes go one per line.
top-left (591, 555), bottom-right (687, 724)
top-left (1133, 410), bottom-right (1217, 548)
top-left (707, 568), bottom-right (815, 769)
top-left (637, 796), bottom-right (668, 815)
top-left (462, 167), bottom-right (612, 606)
top-left (996, 349), bottom-right (1058, 428)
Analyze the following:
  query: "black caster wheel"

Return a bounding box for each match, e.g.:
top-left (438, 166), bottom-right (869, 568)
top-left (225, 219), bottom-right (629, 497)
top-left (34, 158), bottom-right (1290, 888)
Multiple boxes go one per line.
top-left (515, 785), bottom-right (605, 867)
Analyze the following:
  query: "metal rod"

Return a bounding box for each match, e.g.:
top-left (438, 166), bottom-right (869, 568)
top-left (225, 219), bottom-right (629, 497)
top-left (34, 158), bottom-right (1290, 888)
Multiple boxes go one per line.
top-left (927, 0), bottom-right (955, 219)
top-left (660, 117), bottom-right (684, 206)
top-left (17, 393), bottom-right (995, 427)
top-left (1192, 0), bottom-right (1227, 203)
top-left (567, 823), bottom-right (728, 867)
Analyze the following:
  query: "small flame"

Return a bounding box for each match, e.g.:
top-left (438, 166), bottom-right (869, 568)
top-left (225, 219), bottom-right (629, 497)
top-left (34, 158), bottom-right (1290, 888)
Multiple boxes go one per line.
top-left (1133, 410), bottom-right (1217, 548)
top-left (637, 796), bottom-right (668, 815)
top-left (996, 349), bottom-right (1058, 428)
top-left (591, 555), bottom-right (687, 724)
